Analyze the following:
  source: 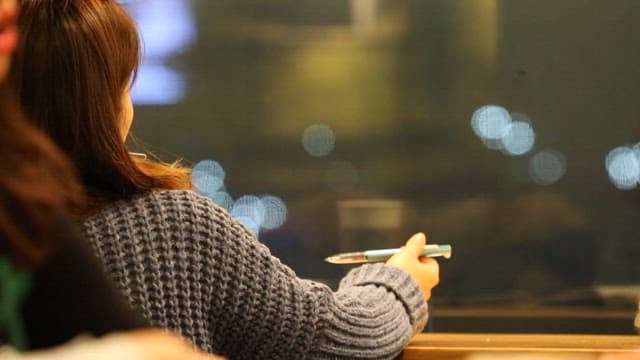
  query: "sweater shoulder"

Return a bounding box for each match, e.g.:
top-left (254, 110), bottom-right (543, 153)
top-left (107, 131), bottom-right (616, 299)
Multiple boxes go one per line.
top-left (83, 189), bottom-right (240, 234)
top-left (90, 189), bottom-right (222, 218)
top-left (132, 189), bottom-right (221, 212)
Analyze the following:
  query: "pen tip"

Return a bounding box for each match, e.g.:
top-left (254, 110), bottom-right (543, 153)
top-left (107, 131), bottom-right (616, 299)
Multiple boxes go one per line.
top-left (325, 256), bottom-right (339, 264)
top-left (324, 253), bottom-right (367, 264)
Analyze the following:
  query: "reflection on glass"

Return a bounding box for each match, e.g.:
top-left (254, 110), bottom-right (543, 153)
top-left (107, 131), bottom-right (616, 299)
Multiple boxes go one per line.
top-left (191, 160), bottom-right (288, 234)
top-left (130, 0), bottom-right (640, 334)
top-left (211, 191), bottom-right (234, 211)
top-left (471, 106), bottom-right (536, 156)
top-left (337, 199), bottom-right (406, 252)
top-left (124, 0), bottom-right (196, 105)
top-left (529, 150), bottom-right (566, 185)
top-left (191, 160), bottom-right (225, 194)
top-left (606, 146), bottom-right (640, 190)
top-left (471, 105), bottom-right (512, 141)
top-left (302, 124), bottom-right (336, 157)
top-left (131, 65), bottom-right (186, 105)
top-left (231, 195), bottom-right (266, 235)
top-left (502, 120), bottom-right (535, 156)
top-left (260, 195), bottom-right (288, 230)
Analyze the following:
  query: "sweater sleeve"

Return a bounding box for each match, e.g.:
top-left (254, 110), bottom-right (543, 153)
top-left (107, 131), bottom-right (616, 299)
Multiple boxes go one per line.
top-left (83, 190), bottom-right (428, 360)
top-left (309, 264), bottom-right (428, 358)
top-left (183, 191), bottom-right (428, 359)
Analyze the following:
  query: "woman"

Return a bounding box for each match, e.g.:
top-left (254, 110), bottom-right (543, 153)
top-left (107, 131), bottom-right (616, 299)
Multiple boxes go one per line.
top-left (10, 0), bottom-right (440, 358)
top-left (0, 0), bottom-right (218, 358)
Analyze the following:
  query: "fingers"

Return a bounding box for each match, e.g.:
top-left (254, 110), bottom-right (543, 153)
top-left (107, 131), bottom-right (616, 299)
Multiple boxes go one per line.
top-left (419, 258), bottom-right (440, 300)
top-left (404, 232), bottom-right (426, 257)
top-left (424, 258), bottom-right (440, 285)
top-left (388, 232), bottom-right (440, 301)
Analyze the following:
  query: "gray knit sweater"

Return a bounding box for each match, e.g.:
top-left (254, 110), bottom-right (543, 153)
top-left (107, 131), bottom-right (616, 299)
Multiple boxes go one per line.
top-left (82, 190), bottom-right (428, 359)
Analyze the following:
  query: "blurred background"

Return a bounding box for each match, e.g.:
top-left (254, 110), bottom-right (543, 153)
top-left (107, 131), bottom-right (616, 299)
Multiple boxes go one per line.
top-left (122, 0), bottom-right (640, 334)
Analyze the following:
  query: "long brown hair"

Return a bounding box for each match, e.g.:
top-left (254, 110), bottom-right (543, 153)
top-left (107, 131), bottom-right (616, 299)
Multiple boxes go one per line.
top-left (0, 83), bottom-right (82, 267)
top-left (10, 0), bottom-right (190, 216)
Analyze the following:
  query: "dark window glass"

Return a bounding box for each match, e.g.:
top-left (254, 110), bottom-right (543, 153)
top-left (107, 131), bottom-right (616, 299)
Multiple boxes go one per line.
top-left (125, 0), bottom-right (640, 334)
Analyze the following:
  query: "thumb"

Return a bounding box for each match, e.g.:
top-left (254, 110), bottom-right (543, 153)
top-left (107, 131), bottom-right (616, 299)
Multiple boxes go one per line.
top-left (404, 233), bottom-right (426, 257)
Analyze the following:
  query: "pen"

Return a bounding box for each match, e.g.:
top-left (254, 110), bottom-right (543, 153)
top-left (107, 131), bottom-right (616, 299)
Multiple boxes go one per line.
top-left (325, 244), bottom-right (452, 264)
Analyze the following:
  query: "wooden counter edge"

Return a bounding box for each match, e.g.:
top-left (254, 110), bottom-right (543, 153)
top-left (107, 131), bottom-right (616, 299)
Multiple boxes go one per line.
top-left (399, 333), bottom-right (640, 359)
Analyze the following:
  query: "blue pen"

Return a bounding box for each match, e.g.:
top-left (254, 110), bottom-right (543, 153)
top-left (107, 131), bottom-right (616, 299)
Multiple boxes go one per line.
top-left (325, 244), bottom-right (452, 264)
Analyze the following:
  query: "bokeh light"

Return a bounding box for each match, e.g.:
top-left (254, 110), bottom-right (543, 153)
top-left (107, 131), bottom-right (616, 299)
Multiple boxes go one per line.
top-left (231, 195), bottom-right (266, 233)
top-left (606, 146), bottom-right (640, 190)
top-left (191, 160), bottom-right (226, 194)
top-left (501, 120), bottom-right (535, 156)
top-left (302, 124), bottom-right (336, 157)
top-left (130, 64), bottom-right (185, 105)
top-left (471, 105), bottom-right (512, 141)
top-left (191, 159), bottom-right (288, 233)
top-left (260, 195), bottom-right (287, 230)
top-left (529, 150), bottom-right (566, 185)
top-left (233, 215), bottom-right (260, 236)
top-left (124, 0), bottom-right (196, 105)
top-left (471, 107), bottom-right (536, 156)
top-left (129, 0), bottom-right (196, 58)
top-left (210, 191), bottom-right (234, 211)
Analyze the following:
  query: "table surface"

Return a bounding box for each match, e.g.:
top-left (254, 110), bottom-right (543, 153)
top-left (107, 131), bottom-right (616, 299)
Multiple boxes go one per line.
top-left (400, 333), bottom-right (640, 359)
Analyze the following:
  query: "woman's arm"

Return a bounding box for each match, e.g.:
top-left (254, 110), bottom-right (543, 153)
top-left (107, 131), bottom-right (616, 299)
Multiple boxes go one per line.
top-left (183, 191), bottom-right (429, 359)
top-left (83, 190), bottom-right (432, 359)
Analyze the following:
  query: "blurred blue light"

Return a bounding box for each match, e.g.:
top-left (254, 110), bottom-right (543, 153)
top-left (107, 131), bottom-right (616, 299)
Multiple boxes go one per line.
top-left (211, 191), bottom-right (234, 211)
top-left (632, 143), bottom-right (640, 160)
top-left (191, 159), bottom-right (288, 232)
top-left (234, 215), bottom-right (260, 236)
top-left (471, 105), bottom-right (512, 141)
top-left (606, 146), bottom-right (640, 190)
top-left (529, 150), bottom-right (566, 185)
top-left (481, 138), bottom-right (504, 150)
top-left (231, 195), bottom-right (266, 230)
top-left (130, 0), bottom-right (196, 58)
top-left (130, 63), bottom-right (185, 105)
top-left (302, 124), bottom-right (336, 157)
top-left (260, 195), bottom-right (287, 230)
top-left (502, 121), bottom-right (535, 156)
top-left (191, 160), bottom-right (226, 194)
top-left (124, 0), bottom-right (196, 105)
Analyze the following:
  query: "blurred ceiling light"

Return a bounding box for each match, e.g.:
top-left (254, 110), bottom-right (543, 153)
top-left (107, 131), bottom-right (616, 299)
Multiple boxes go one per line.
top-left (529, 149), bottom-right (566, 185)
top-left (471, 105), bottom-right (512, 141)
top-left (124, 0), bottom-right (196, 105)
top-left (606, 146), bottom-right (640, 190)
top-left (302, 124), bottom-right (336, 157)
top-left (501, 120), bottom-right (535, 156)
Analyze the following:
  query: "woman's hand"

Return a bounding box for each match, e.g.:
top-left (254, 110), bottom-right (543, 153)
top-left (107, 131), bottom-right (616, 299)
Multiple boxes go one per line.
top-left (386, 233), bottom-right (440, 300)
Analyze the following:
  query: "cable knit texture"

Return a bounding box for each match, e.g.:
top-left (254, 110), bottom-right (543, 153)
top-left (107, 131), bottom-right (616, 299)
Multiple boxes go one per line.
top-left (82, 190), bottom-right (428, 359)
